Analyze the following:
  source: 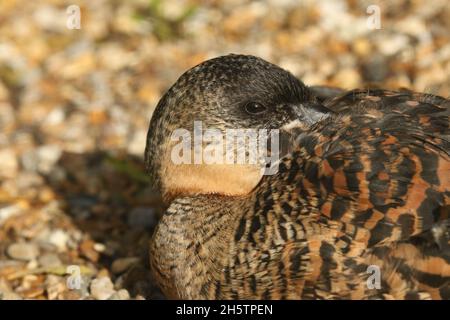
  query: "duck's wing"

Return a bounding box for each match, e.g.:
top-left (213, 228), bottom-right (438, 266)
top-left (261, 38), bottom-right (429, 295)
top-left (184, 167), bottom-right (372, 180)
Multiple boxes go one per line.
top-left (272, 90), bottom-right (450, 298)
top-left (283, 89), bottom-right (450, 245)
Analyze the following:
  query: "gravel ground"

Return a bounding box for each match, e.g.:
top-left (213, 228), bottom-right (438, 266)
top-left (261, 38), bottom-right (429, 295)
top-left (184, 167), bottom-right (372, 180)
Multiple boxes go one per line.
top-left (0, 0), bottom-right (449, 300)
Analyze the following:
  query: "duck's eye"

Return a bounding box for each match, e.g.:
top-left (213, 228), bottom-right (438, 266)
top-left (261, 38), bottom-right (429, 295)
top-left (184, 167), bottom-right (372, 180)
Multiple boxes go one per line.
top-left (244, 102), bottom-right (267, 115)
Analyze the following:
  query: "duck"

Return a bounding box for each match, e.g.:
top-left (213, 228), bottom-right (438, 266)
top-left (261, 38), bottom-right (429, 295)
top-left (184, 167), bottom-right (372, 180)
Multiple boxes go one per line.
top-left (144, 54), bottom-right (450, 299)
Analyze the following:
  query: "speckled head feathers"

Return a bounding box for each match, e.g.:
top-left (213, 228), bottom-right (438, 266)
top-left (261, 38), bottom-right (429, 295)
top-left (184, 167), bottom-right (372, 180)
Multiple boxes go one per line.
top-left (144, 54), bottom-right (328, 201)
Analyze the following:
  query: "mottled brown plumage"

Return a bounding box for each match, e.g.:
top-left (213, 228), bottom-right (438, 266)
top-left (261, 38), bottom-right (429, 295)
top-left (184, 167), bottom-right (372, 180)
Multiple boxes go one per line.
top-left (145, 54), bottom-right (450, 299)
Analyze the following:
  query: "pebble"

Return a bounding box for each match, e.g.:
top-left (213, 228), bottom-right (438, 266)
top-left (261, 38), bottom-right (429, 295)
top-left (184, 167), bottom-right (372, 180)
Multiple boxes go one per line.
top-left (127, 129), bottom-right (147, 156)
top-left (332, 68), bottom-right (362, 89)
top-left (68, 195), bottom-right (98, 219)
top-left (0, 290), bottom-right (22, 300)
top-left (376, 34), bottom-right (410, 56)
top-left (38, 253), bottom-right (62, 268)
top-left (21, 287), bottom-right (45, 299)
top-left (33, 5), bottom-right (66, 31)
top-left (361, 54), bottom-right (390, 83)
top-left (47, 229), bottom-right (70, 252)
top-left (111, 257), bottom-right (140, 275)
top-left (59, 291), bottom-right (82, 300)
top-left (45, 275), bottom-right (66, 300)
top-left (21, 145), bottom-right (62, 174)
top-left (0, 148), bottom-right (18, 178)
top-left (26, 259), bottom-right (39, 270)
top-left (20, 151), bottom-right (39, 172)
top-left (93, 242), bottom-right (106, 253)
top-left (90, 277), bottom-right (116, 300)
top-left (15, 172), bottom-right (44, 191)
top-left (0, 204), bottom-right (23, 225)
top-left (7, 243), bottom-right (40, 261)
top-left (0, 279), bottom-right (21, 300)
top-left (80, 239), bottom-right (100, 262)
top-left (36, 145), bottom-right (62, 174)
top-left (109, 289), bottom-right (130, 300)
top-left (127, 207), bottom-right (157, 229)
top-left (0, 260), bottom-right (24, 270)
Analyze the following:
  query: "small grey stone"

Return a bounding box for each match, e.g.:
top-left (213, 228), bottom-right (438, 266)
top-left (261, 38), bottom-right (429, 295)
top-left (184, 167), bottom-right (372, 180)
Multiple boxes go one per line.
top-left (68, 195), bottom-right (97, 219)
top-left (361, 54), bottom-right (389, 83)
top-left (20, 151), bottom-right (39, 172)
top-left (21, 145), bottom-right (62, 175)
top-left (7, 243), bottom-right (39, 261)
top-left (36, 145), bottom-right (62, 174)
top-left (127, 207), bottom-right (157, 229)
top-left (38, 253), bottom-right (62, 268)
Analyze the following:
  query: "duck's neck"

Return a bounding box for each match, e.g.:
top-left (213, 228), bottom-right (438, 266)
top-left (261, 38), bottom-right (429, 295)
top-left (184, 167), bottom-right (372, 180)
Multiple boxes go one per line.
top-left (150, 194), bottom-right (244, 299)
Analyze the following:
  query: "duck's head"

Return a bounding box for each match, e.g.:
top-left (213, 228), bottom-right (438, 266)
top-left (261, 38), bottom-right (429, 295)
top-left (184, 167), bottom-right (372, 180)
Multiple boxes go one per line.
top-left (145, 54), bottom-right (330, 203)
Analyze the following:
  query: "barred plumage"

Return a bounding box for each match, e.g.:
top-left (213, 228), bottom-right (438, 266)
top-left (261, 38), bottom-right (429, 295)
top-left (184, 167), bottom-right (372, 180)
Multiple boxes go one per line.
top-left (145, 54), bottom-right (449, 299)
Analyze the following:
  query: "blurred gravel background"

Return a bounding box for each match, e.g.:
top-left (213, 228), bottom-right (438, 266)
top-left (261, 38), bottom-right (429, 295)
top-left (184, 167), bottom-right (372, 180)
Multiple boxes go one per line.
top-left (0, 0), bottom-right (449, 300)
